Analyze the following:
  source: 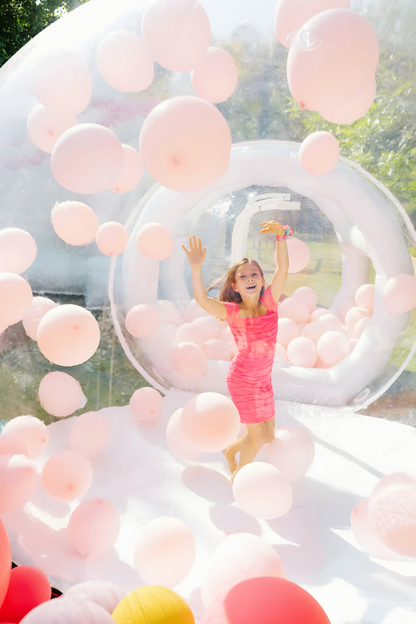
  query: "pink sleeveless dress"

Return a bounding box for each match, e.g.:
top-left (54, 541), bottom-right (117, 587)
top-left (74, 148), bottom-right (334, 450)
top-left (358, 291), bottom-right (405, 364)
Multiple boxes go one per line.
top-left (222, 286), bottom-right (278, 424)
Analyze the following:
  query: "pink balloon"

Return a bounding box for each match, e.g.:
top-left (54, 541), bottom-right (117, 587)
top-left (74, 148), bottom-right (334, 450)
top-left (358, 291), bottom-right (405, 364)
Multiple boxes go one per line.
top-left (0, 455), bottom-right (36, 513)
top-left (139, 96), bottom-right (232, 192)
top-left (130, 387), bottom-right (163, 423)
top-left (158, 300), bottom-right (183, 326)
top-left (142, 0), bottom-right (211, 72)
top-left (136, 223), bottom-right (173, 260)
top-left (292, 286), bottom-right (317, 312)
top-left (125, 304), bottom-right (160, 338)
top-left (37, 304), bottom-right (100, 366)
top-left (268, 424), bottom-right (315, 482)
top-left (191, 47), bottom-right (238, 104)
top-left (97, 31), bottom-right (154, 92)
top-left (51, 201), bottom-right (99, 246)
top-left (51, 123), bottom-right (124, 194)
top-left (349, 338), bottom-right (358, 352)
top-left (350, 498), bottom-right (400, 560)
top-left (0, 273), bottom-right (33, 327)
top-left (38, 371), bottom-right (86, 418)
top-left (0, 435), bottom-right (28, 456)
top-left (317, 330), bottom-right (350, 366)
top-left (95, 222), bottom-right (129, 257)
top-left (20, 597), bottom-right (115, 624)
top-left (275, 0), bottom-right (350, 48)
top-left (27, 104), bottom-right (78, 153)
top-left (320, 313), bottom-right (342, 329)
top-left (111, 145), bottom-right (144, 193)
top-left (69, 411), bottom-right (111, 459)
top-left (383, 273), bottom-right (416, 314)
top-left (310, 308), bottom-right (329, 321)
top-left (0, 228), bottom-right (37, 274)
top-left (299, 131), bottom-right (340, 175)
top-left (68, 498), bottom-right (121, 558)
top-left (170, 342), bottom-right (207, 377)
top-left (42, 450), bottom-right (93, 501)
top-left (345, 306), bottom-right (371, 332)
top-left (279, 297), bottom-right (310, 324)
top-left (175, 322), bottom-right (205, 348)
top-left (22, 296), bottom-right (57, 341)
top-left (287, 336), bottom-right (317, 368)
top-left (277, 238), bottom-right (311, 273)
top-left (355, 283), bottom-right (375, 314)
top-left (31, 51), bottom-right (92, 115)
top-left (274, 343), bottom-right (288, 362)
top-left (276, 317), bottom-right (300, 347)
top-left (318, 75), bottom-right (377, 124)
top-left (204, 339), bottom-right (230, 361)
top-left (301, 321), bottom-right (327, 345)
top-left (2, 416), bottom-right (48, 459)
top-left (201, 533), bottom-right (286, 608)
top-left (134, 516), bottom-right (196, 587)
top-left (184, 299), bottom-right (211, 323)
top-left (192, 316), bottom-right (222, 342)
top-left (166, 408), bottom-right (201, 461)
top-left (354, 316), bottom-right (370, 339)
top-left (287, 9), bottom-right (379, 112)
top-left (180, 392), bottom-right (240, 453)
top-left (233, 462), bottom-right (293, 520)
top-left (65, 580), bottom-right (126, 614)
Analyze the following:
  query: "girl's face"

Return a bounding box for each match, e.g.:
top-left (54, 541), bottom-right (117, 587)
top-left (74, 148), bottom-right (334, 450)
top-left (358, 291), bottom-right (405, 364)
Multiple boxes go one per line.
top-left (232, 262), bottom-right (265, 298)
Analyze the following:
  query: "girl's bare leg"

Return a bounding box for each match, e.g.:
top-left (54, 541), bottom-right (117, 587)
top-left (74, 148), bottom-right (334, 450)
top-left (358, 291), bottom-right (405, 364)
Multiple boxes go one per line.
top-left (223, 434), bottom-right (248, 473)
top-left (231, 422), bottom-right (268, 482)
top-left (264, 417), bottom-right (276, 443)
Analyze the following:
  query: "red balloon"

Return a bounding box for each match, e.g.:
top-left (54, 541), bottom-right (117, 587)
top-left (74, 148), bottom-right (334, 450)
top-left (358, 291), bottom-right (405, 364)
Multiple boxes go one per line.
top-left (0, 566), bottom-right (50, 622)
top-left (0, 519), bottom-right (11, 610)
top-left (200, 577), bottom-right (330, 624)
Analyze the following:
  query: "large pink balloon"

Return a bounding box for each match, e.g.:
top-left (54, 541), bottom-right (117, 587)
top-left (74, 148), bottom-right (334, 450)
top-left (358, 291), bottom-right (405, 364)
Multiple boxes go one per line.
top-left (383, 273), bottom-right (416, 314)
top-left (166, 408), bottom-right (201, 461)
top-left (68, 498), bottom-right (121, 558)
top-left (69, 411), bottom-right (111, 459)
top-left (42, 450), bottom-right (93, 501)
top-left (275, 238), bottom-right (311, 273)
top-left (37, 304), bottom-right (100, 366)
top-left (287, 9), bottom-right (379, 112)
top-left (38, 371), bottom-right (86, 418)
top-left (317, 330), bottom-right (350, 366)
top-left (0, 454), bottom-right (36, 513)
top-left (292, 286), bottom-right (317, 312)
top-left (111, 145), bottom-right (144, 194)
top-left (299, 131), bottom-right (339, 175)
top-left (0, 273), bottom-right (33, 327)
top-left (51, 201), bottom-right (99, 246)
top-left (125, 304), bottom-right (160, 338)
top-left (232, 463), bottom-right (293, 519)
top-left (170, 342), bottom-right (207, 377)
top-left (175, 322), bottom-right (205, 349)
top-left (136, 223), bottom-right (173, 261)
top-left (130, 387), bottom-right (163, 423)
top-left (319, 313), bottom-right (343, 330)
top-left (350, 497), bottom-right (400, 560)
top-left (31, 51), bottom-right (92, 115)
top-left (0, 435), bottom-right (28, 456)
top-left (318, 76), bottom-right (377, 124)
top-left (27, 104), bottom-right (78, 153)
top-left (310, 308), bottom-right (329, 322)
top-left (139, 96), bottom-right (232, 192)
top-left (2, 416), bottom-right (48, 459)
top-left (134, 516), bottom-right (196, 588)
top-left (97, 31), bottom-right (154, 92)
top-left (191, 47), bottom-right (238, 104)
top-left (287, 336), bottom-right (317, 368)
top-left (95, 222), bottom-right (129, 257)
top-left (64, 580), bottom-right (126, 614)
top-left (22, 296), bottom-right (57, 341)
top-left (301, 320), bottom-right (327, 345)
top-left (141, 0), bottom-right (211, 72)
top-left (275, 0), bottom-right (350, 48)
top-left (180, 392), bottom-right (240, 453)
top-left (51, 124), bottom-right (124, 194)
top-left (20, 597), bottom-right (115, 624)
top-left (192, 316), bottom-right (222, 341)
top-left (0, 228), bottom-right (37, 274)
top-left (279, 297), bottom-right (310, 324)
top-left (276, 317), bottom-right (300, 347)
top-left (355, 283), bottom-right (375, 314)
top-left (268, 424), bottom-right (315, 482)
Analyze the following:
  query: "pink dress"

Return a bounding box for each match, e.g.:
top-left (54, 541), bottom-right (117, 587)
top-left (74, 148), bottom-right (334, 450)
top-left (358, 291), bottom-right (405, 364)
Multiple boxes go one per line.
top-left (222, 286), bottom-right (278, 424)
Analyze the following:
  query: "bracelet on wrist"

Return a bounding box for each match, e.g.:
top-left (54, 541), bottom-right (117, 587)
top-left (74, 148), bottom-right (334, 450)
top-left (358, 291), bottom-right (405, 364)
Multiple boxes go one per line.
top-left (276, 225), bottom-right (293, 242)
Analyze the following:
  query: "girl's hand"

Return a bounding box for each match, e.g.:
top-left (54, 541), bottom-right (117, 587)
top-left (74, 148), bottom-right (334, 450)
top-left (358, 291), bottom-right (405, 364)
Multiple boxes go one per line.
top-left (182, 235), bottom-right (207, 267)
top-left (260, 221), bottom-right (285, 236)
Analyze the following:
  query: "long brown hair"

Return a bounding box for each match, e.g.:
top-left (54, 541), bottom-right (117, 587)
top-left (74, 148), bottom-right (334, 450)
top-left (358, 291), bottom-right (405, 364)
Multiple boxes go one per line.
top-left (207, 258), bottom-right (265, 303)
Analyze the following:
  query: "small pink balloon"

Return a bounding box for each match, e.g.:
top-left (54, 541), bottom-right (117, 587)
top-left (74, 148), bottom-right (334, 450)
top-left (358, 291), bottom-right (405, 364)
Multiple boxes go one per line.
top-left (125, 304), bottom-right (160, 338)
top-left (354, 316), bottom-right (370, 339)
top-left (171, 342), bottom-right (207, 377)
top-left (134, 516), bottom-right (196, 588)
top-left (0, 228), bottom-right (37, 274)
top-left (142, 0), bottom-right (211, 72)
top-left (0, 436), bottom-right (28, 456)
top-left (68, 498), bottom-right (121, 558)
top-left (175, 322), bottom-right (205, 349)
top-left (268, 424), bottom-right (315, 482)
top-left (97, 31), bottom-right (154, 92)
top-left (65, 580), bottom-right (126, 614)
top-left (299, 131), bottom-right (340, 175)
top-left (191, 47), bottom-right (238, 104)
top-left (317, 330), bottom-right (350, 366)
top-left (51, 201), bottom-right (99, 246)
top-left (274, 238), bottom-right (311, 273)
top-left (292, 286), bottom-right (317, 312)
top-left (192, 316), bottom-right (222, 342)
top-left (95, 222), bottom-right (129, 257)
top-left (350, 497), bottom-right (400, 560)
top-left (233, 463), bottom-right (293, 520)
top-left (69, 411), bottom-right (111, 459)
top-left (0, 455), bottom-right (36, 513)
top-left (130, 387), bottom-right (163, 423)
top-left (51, 123), bottom-right (124, 194)
top-left (203, 339), bottom-right (230, 361)
top-left (111, 145), bottom-right (144, 193)
top-left (274, 343), bottom-right (288, 361)
top-left (301, 320), bottom-right (327, 345)
top-left (310, 307), bottom-right (329, 321)
top-left (318, 75), bottom-right (377, 124)
top-left (2, 416), bottom-right (48, 459)
top-left (22, 296), bottom-right (57, 341)
top-left (27, 104), bottom-right (78, 153)
top-left (383, 273), bottom-right (416, 314)
top-left (166, 408), bottom-right (201, 461)
top-left (136, 223), bottom-right (173, 261)
top-left (355, 283), bottom-right (375, 314)
top-left (345, 306), bottom-right (371, 332)
top-left (139, 96), bottom-right (232, 192)
top-left (320, 313), bottom-right (342, 328)
top-left (0, 273), bottom-right (33, 327)
top-left (279, 297), bottom-right (310, 324)
top-left (31, 51), bottom-right (92, 115)
top-left (19, 596), bottom-right (115, 624)
top-left (42, 450), bottom-right (93, 501)
top-left (276, 318), bottom-right (300, 347)
top-left (38, 371), bottom-right (86, 418)
top-left (180, 392), bottom-right (240, 453)
top-left (37, 304), bottom-right (100, 367)
top-left (287, 336), bottom-right (317, 368)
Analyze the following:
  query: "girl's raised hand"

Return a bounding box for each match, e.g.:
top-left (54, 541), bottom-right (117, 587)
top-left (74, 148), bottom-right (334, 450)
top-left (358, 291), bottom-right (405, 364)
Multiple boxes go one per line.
top-left (182, 235), bottom-right (207, 266)
top-left (260, 221), bottom-right (285, 236)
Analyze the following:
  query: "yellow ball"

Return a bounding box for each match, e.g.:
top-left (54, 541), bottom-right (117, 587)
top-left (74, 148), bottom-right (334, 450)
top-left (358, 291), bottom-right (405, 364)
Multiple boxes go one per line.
top-left (112, 585), bottom-right (195, 624)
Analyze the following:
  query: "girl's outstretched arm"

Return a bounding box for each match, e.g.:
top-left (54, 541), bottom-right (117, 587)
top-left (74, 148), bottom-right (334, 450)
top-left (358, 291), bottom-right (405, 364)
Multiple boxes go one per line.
top-left (182, 236), bottom-right (227, 320)
top-left (260, 221), bottom-right (289, 305)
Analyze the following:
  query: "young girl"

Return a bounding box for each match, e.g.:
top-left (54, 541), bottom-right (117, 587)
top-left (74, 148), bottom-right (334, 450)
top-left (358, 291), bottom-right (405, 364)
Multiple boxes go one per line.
top-left (182, 221), bottom-right (290, 481)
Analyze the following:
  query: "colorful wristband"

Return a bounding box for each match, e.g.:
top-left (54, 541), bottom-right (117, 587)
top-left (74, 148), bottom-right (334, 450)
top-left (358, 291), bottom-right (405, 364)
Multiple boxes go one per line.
top-left (276, 225), bottom-right (293, 242)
